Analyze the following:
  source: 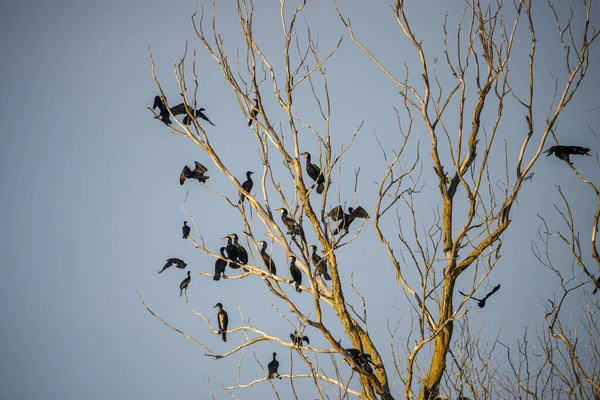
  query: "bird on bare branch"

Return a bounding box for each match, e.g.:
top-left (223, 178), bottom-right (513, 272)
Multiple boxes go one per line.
top-left (328, 205), bottom-right (370, 235)
top-left (267, 352), bottom-right (280, 379)
top-left (214, 303), bottom-right (228, 342)
top-left (180, 162), bottom-right (209, 185)
top-left (544, 145), bottom-right (591, 164)
top-left (179, 271), bottom-right (191, 297)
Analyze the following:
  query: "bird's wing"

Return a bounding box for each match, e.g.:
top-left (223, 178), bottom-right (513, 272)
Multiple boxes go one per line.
top-left (483, 284), bottom-right (501, 300)
top-left (194, 161), bottom-right (208, 175)
top-left (303, 336), bottom-right (310, 344)
top-left (568, 145), bottom-right (591, 155)
top-left (222, 311), bottom-right (229, 330)
top-left (180, 166), bottom-right (192, 185)
top-left (352, 206), bottom-right (370, 219)
top-left (170, 103), bottom-right (186, 115)
top-left (328, 206), bottom-right (345, 221)
top-left (153, 96), bottom-right (163, 110)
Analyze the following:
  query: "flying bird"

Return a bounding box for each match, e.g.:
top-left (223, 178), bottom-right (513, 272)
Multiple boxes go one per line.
top-left (267, 352), bottom-right (280, 379)
top-left (182, 107), bottom-right (216, 126)
top-left (459, 284), bottom-right (501, 308)
top-left (276, 208), bottom-right (304, 238)
top-left (258, 241), bottom-right (276, 274)
top-left (544, 145), bottom-right (591, 164)
top-left (328, 205), bottom-right (370, 235)
top-left (288, 255), bottom-right (302, 293)
top-left (300, 152), bottom-right (325, 194)
top-left (248, 98), bottom-right (259, 126)
top-left (214, 303), bottom-right (229, 342)
top-left (179, 271), bottom-right (191, 297)
top-left (290, 330), bottom-right (309, 347)
top-left (158, 258), bottom-right (187, 274)
top-left (310, 245), bottom-right (331, 280)
top-left (213, 248), bottom-right (228, 281)
top-left (182, 221), bottom-right (191, 239)
top-left (180, 161), bottom-right (209, 185)
top-left (238, 171), bottom-right (254, 204)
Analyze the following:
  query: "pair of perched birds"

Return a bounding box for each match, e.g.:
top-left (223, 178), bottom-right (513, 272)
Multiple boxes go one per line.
top-left (152, 95), bottom-right (216, 127)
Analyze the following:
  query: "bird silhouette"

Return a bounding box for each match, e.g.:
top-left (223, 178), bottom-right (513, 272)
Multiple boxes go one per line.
top-left (288, 255), bottom-right (302, 293)
top-left (214, 303), bottom-right (229, 342)
top-left (180, 162), bottom-right (209, 185)
top-left (328, 205), bottom-right (369, 235)
top-left (222, 235), bottom-right (240, 269)
top-left (182, 107), bottom-right (216, 126)
top-left (152, 95), bottom-right (171, 125)
top-left (290, 330), bottom-right (310, 347)
top-left (182, 221), bottom-right (190, 239)
top-left (238, 171), bottom-right (254, 204)
top-left (300, 152), bottom-right (325, 194)
top-left (229, 233), bottom-right (248, 266)
top-left (258, 241), bottom-right (276, 274)
top-left (544, 145), bottom-right (591, 164)
top-left (267, 352), bottom-right (280, 379)
top-left (344, 348), bottom-right (375, 374)
top-left (459, 284), bottom-right (501, 308)
top-left (276, 208), bottom-right (304, 238)
top-left (179, 271), bottom-right (191, 297)
top-left (158, 258), bottom-right (187, 274)
top-left (248, 99), bottom-right (259, 126)
top-left (310, 245), bottom-right (331, 280)
top-left (213, 248), bottom-right (228, 281)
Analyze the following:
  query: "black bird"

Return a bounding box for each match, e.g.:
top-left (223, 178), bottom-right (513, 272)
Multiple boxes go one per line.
top-left (288, 255), bottom-right (302, 293)
top-left (180, 161), bottom-right (209, 185)
top-left (300, 152), bottom-right (325, 194)
top-left (267, 352), bottom-right (280, 379)
top-left (544, 145), bottom-right (591, 164)
top-left (290, 330), bottom-right (309, 347)
top-left (328, 205), bottom-right (370, 235)
top-left (459, 284), bottom-right (501, 308)
top-left (345, 348), bottom-right (374, 374)
top-left (238, 171), bottom-right (254, 204)
top-left (248, 98), bottom-right (259, 126)
top-left (276, 208), bottom-right (304, 238)
top-left (182, 107), bottom-right (217, 126)
top-left (222, 236), bottom-right (240, 269)
top-left (230, 233), bottom-right (248, 265)
top-left (258, 241), bottom-right (276, 274)
top-left (214, 303), bottom-right (229, 342)
top-left (179, 271), bottom-right (191, 297)
top-left (182, 221), bottom-right (191, 239)
top-left (593, 276), bottom-right (600, 295)
top-left (158, 258), bottom-right (187, 274)
top-left (310, 245), bottom-right (331, 280)
top-left (213, 247), bottom-right (228, 281)
top-left (152, 95), bottom-right (171, 125)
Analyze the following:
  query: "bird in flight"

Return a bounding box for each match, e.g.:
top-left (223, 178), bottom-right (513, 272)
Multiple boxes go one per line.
top-left (459, 284), bottom-right (501, 308)
top-left (180, 161), bottom-right (209, 185)
top-left (328, 205), bottom-right (370, 235)
top-left (544, 145), bottom-right (591, 165)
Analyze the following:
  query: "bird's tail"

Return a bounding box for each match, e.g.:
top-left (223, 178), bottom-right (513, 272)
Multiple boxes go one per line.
top-left (296, 283), bottom-right (302, 293)
top-left (213, 274), bottom-right (220, 281)
top-left (222, 332), bottom-right (227, 342)
top-left (180, 289), bottom-right (183, 297)
top-left (323, 272), bottom-right (331, 281)
top-left (317, 183), bottom-right (324, 194)
top-left (247, 119), bottom-right (252, 127)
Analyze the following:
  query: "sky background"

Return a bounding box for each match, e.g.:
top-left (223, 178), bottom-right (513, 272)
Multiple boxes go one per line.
top-left (0, 0), bottom-right (598, 399)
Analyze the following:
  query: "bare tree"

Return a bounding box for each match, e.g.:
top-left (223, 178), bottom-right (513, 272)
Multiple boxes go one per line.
top-left (141, 0), bottom-right (598, 399)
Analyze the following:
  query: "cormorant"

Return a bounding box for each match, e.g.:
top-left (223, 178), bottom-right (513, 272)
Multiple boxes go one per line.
top-left (214, 303), bottom-right (229, 342)
top-left (248, 98), bottom-right (259, 126)
top-left (290, 330), bottom-right (309, 347)
top-left (213, 247), bottom-right (228, 281)
top-left (345, 348), bottom-right (374, 374)
top-left (288, 255), bottom-right (302, 293)
top-left (544, 145), bottom-right (591, 164)
top-left (179, 271), bottom-right (191, 297)
top-left (310, 245), bottom-right (331, 280)
top-left (275, 208), bottom-right (304, 238)
top-left (257, 241), bottom-right (276, 274)
top-left (182, 107), bottom-right (216, 126)
top-left (182, 221), bottom-right (191, 239)
top-left (238, 171), bottom-right (254, 204)
top-left (152, 95), bottom-right (171, 125)
top-left (459, 284), bottom-right (501, 308)
top-left (300, 152), bottom-right (325, 194)
top-left (267, 352), bottom-right (279, 379)
top-left (230, 233), bottom-right (248, 265)
top-left (222, 236), bottom-right (240, 269)
top-left (158, 258), bottom-right (187, 273)
top-left (328, 205), bottom-right (370, 235)
top-left (180, 161), bottom-right (209, 185)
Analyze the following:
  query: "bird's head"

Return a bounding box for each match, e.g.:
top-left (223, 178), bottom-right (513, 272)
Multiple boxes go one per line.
top-left (221, 235), bottom-right (231, 241)
top-left (275, 208), bottom-right (286, 214)
top-left (229, 233), bottom-right (238, 240)
top-left (247, 171), bottom-right (254, 177)
top-left (287, 255), bottom-right (296, 261)
top-left (214, 303), bottom-right (223, 308)
top-left (273, 352), bottom-right (277, 357)
top-left (309, 245), bottom-right (317, 252)
top-left (300, 152), bottom-right (310, 158)
top-left (257, 241), bottom-right (266, 246)
top-left (183, 221), bottom-right (188, 225)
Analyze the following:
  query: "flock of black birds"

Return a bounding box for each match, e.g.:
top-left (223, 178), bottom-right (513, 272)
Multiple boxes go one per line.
top-left (150, 92), bottom-right (595, 383)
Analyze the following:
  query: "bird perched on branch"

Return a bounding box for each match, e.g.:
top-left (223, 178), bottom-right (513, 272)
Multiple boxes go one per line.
top-left (344, 348), bottom-right (375, 374)
top-left (230, 233), bottom-right (248, 266)
top-left (290, 330), bottom-right (310, 347)
top-left (180, 161), bottom-right (209, 185)
top-left (238, 171), bottom-right (254, 204)
top-left (214, 302), bottom-right (228, 342)
top-left (310, 245), bottom-right (331, 280)
top-left (544, 145), bottom-right (591, 164)
top-left (179, 271), bottom-right (191, 297)
top-left (248, 98), bottom-right (259, 127)
top-left (222, 235), bottom-right (240, 269)
top-left (300, 152), bottom-right (325, 194)
top-left (288, 255), bottom-right (303, 293)
top-left (152, 95), bottom-right (172, 125)
top-left (258, 241), bottom-right (276, 274)
top-left (276, 208), bottom-right (304, 239)
top-left (182, 221), bottom-right (190, 239)
top-left (182, 107), bottom-right (216, 126)
top-left (158, 258), bottom-right (187, 273)
top-left (328, 205), bottom-right (370, 235)
top-left (459, 284), bottom-right (501, 308)
top-left (267, 352), bottom-right (280, 379)
top-left (213, 248), bottom-right (228, 281)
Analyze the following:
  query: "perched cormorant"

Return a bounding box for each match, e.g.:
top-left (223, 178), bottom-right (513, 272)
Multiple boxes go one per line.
top-left (257, 241), bottom-right (277, 274)
top-left (182, 107), bottom-right (216, 126)
top-left (288, 255), bottom-right (302, 293)
top-left (345, 348), bottom-right (374, 374)
top-left (213, 247), bottom-right (228, 281)
top-left (267, 352), bottom-right (280, 379)
top-left (310, 245), bottom-right (331, 280)
top-left (275, 208), bottom-right (304, 238)
top-left (158, 258), bottom-right (187, 274)
top-left (180, 161), bottom-right (209, 185)
top-left (222, 236), bottom-right (240, 269)
top-left (152, 95), bottom-right (171, 125)
top-left (459, 284), bottom-right (501, 308)
top-left (300, 152), bottom-right (325, 194)
top-left (238, 171), bottom-right (254, 204)
top-left (214, 302), bottom-right (229, 342)
top-left (328, 205), bottom-right (370, 235)
top-left (230, 233), bottom-right (248, 265)
top-left (290, 330), bottom-right (310, 347)
top-left (179, 271), bottom-right (191, 297)
top-left (248, 98), bottom-right (259, 127)
top-left (544, 145), bottom-right (591, 164)
top-left (182, 221), bottom-right (191, 239)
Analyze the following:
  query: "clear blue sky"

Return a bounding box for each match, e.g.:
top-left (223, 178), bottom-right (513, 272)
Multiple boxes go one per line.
top-left (0, 0), bottom-right (598, 398)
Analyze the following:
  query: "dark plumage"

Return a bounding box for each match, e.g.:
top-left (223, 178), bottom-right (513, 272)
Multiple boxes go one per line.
top-left (222, 236), bottom-right (240, 269)
top-left (276, 208), bottom-right (304, 238)
top-left (213, 247), bottom-right (228, 281)
top-left (214, 303), bottom-right (229, 342)
top-left (152, 95), bottom-right (171, 125)
top-left (182, 107), bottom-right (216, 126)
top-left (593, 276), bottom-right (600, 295)
top-left (238, 171), bottom-right (254, 204)
top-left (179, 271), bottom-right (191, 297)
top-left (459, 284), bottom-right (501, 308)
top-left (345, 348), bottom-right (374, 374)
top-left (310, 245), bottom-right (331, 280)
top-left (267, 352), bottom-right (279, 379)
top-left (328, 205), bottom-right (370, 235)
top-left (230, 233), bottom-right (248, 265)
top-left (288, 256), bottom-right (302, 293)
top-left (182, 221), bottom-right (191, 239)
top-left (180, 161), bottom-right (209, 185)
top-left (248, 99), bottom-right (259, 126)
top-left (258, 241), bottom-right (276, 274)
top-left (544, 145), bottom-right (591, 164)
top-left (300, 152), bottom-right (325, 194)
top-left (290, 330), bottom-right (309, 347)
top-left (158, 258), bottom-right (187, 274)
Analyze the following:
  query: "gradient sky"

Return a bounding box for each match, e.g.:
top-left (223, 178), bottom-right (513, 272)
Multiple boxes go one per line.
top-left (0, 0), bottom-right (598, 399)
